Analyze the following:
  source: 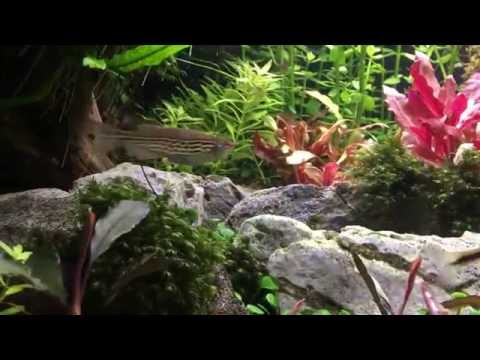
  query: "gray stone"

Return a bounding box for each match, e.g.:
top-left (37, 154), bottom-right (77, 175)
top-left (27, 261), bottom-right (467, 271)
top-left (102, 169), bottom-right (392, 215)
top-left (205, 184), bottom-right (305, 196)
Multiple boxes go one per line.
top-left (339, 226), bottom-right (480, 292)
top-left (227, 184), bottom-right (356, 231)
top-left (237, 215), bottom-right (326, 261)
top-left (0, 188), bottom-right (80, 250)
top-left (238, 215), bottom-right (477, 314)
top-left (268, 239), bottom-right (449, 315)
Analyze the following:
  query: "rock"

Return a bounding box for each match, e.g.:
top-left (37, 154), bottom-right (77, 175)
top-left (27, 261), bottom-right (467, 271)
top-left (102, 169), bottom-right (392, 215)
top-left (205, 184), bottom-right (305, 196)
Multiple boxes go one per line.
top-left (0, 188), bottom-right (80, 250)
top-left (202, 175), bottom-right (249, 221)
top-left (237, 215), bottom-right (326, 261)
top-left (74, 163), bottom-right (246, 224)
top-left (238, 215), bottom-right (477, 314)
top-left (268, 240), bottom-right (449, 315)
top-left (339, 226), bottom-right (480, 293)
top-left (227, 184), bottom-right (356, 231)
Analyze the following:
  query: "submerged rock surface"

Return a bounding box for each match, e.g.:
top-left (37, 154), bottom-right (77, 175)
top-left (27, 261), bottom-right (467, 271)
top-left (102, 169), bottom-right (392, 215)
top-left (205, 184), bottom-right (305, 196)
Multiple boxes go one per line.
top-left (237, 215), bottom-right (480, 315)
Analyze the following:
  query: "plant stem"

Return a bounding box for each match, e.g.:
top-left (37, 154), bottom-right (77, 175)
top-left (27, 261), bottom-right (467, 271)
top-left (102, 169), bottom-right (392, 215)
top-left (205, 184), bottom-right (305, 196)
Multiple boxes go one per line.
top-left (355, 45), bottom-right (367, 125)
top-left (433, 47), bottom-right (448, 80)
top-left (287, 45), bottom-right (296, 113)
top-left (380, 47), bottom-right (386, 120)
top-left (447, 45), bottom-right (459, 76)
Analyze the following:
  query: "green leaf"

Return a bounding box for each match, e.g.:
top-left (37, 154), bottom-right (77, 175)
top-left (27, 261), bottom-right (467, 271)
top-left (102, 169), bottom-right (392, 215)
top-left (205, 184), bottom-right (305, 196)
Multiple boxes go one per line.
top-left (107, 45), bottom-right (190, 73)
top-left (247, 304), bottom-right (265, 315)
top-left (450, 292), bottom-right (469, 299)
top-left (25, 242), bottom-right (66, 302)
top-left (338, 309), bottom-right (351, 315)
top-left (329, 46), bottom-right (345, 65)
top-left (366, 45), bottom-right (378, 58)
top-left (384, 76), bottom-right (401, 86)
top-left (0, 255), bottom-right (49, 294)
top-left (266, 293), bottom-right (278, 308)
top-left (260, 276), bottom-right (279, 291)
top-left (3, 284), bottom-right (31, 297)
top-left (306, 51), bottom-right (316, 62)
top-left (306, 90), bottom-right (342, 120)
top-left (0, 305), bottom-right (25, 315)
top-left (90, 200), bottom-right (151, 264)
top-left (340, 90), bottom-right (352, 104)
top-left (82, 56), bottom-right (107, 70)
top-left (441, 295), bottom-right (480, 310)
top-left (313, 309), bottom-right (332, 315)
top-left (363, 95), bottom-right (376, 111)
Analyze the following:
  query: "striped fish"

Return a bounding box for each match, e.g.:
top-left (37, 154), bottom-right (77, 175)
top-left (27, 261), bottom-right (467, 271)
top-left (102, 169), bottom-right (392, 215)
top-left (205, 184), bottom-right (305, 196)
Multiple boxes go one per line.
top-left (92, 123), bottom-right (234, 165)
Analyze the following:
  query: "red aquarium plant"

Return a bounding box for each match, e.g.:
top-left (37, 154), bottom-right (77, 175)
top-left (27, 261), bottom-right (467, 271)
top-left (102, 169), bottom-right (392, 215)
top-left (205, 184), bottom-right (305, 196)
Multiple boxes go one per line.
top-left (254, 114), bottom-right (373, 187)
top-left (384, 52), bottom-right (480, 167)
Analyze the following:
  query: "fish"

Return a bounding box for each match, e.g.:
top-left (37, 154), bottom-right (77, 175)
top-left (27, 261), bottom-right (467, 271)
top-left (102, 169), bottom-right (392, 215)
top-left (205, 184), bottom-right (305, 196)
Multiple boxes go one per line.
top-left (90, 122), bottom-right (234, 166)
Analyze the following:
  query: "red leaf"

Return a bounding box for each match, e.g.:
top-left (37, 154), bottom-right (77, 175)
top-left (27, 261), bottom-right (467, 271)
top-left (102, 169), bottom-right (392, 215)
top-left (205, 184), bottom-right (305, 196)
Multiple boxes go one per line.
top-left (288, 298), bottom-right (306, 315)
top-left (462, 72), bottom-right (480, 103)
top-left (322, 162), bottom-right (339, 186)
top-left (397, 257), bottom-right (422, 315)
top-left (253, 133), bottom-right (283, 166)
top-left (421, 282), bottom-right (449, 315)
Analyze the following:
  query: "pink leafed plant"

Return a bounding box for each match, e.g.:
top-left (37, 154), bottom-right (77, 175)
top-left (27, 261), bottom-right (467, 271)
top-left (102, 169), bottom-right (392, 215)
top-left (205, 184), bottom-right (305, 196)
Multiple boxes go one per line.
top-left (384, 52), bottom-right (480, 167)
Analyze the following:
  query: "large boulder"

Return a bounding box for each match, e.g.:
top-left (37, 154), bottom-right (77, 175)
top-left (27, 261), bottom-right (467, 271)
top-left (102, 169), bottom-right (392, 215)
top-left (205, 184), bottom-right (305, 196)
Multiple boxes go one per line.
top-left (227, 184), bottom-right (356, 231)
top-left (237, 215), bottom-right (480, 315)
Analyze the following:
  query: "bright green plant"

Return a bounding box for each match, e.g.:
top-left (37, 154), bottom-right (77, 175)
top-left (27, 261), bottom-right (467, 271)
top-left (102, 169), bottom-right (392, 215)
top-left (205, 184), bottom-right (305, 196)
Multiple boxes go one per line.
top-left (151, 59), bottom-right (287, 185)
top-left (0, 241), bottom-right (34, 315)
top-left (78, 179), bottom-right (227, 314)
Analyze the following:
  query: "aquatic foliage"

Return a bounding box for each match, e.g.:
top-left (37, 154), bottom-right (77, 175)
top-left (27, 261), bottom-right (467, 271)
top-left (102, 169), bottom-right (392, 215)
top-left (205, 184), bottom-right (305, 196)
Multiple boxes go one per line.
top-left (78, 179), bottom-right (227, 314)
top-left (0, 199), bottom-right (149, 315)
top-left (0, 241), bottom-right (34, 315)
top-left (152, 59), bottom-right (286, 185)
top-left (254, 111), bottom-right (378, 187)
top-left (384, 51), bottom-right (480, 167)
top-left (350, 136), bottom-right (480, 236)
top-left (83, 45), bottom-right (190, 73)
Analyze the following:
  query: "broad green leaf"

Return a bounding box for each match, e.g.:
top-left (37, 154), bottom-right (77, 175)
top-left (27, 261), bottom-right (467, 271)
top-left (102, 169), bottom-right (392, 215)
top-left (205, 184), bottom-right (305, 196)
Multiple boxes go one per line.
top-left (107, 45), bottom-right (190, 73)
top-left (0, 255), bottom-right (49, 294)
top-left (247, 304), bottom-right (265, 315)
top-left (260, 276), bottom-right (279, 291)
top-left (363, 95), bottom-right (375, 111)
top-left (82, 56), bottom-right (107, 70)
top-left (25, 242), bottom-right (66, 302)
top-left (215, 223), bottom-right (236, 241)
top-left (306, 90), bottom-right (342, 120)
top-left (306, 51), bottom-right (316, 62)
top-left (90, 200), bottom-right (151, 264)
top-left (450, 292), bottom-right (469, 299)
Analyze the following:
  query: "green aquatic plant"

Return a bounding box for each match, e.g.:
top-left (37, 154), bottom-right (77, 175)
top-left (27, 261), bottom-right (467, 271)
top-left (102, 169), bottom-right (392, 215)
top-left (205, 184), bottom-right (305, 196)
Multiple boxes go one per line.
top-left (78, 179), bottom-right (227, 314)
top-left (0, 241), bottom-right (33, 315)
top-left (350, 135), bottom-right (480, 236)
top-left (151, 58), bottom-right (286, 186)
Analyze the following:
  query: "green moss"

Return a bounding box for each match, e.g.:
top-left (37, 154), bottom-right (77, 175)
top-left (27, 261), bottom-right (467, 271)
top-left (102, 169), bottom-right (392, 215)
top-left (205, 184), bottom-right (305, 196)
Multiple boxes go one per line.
top-left (349, 136), bottom-right (480, 236)
top-left (77, 179), bottom-right (226, 314)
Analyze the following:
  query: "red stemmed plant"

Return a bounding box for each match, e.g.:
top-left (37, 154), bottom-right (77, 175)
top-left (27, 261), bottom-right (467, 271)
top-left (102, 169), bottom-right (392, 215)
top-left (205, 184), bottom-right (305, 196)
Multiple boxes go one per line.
top-left (254, 114), bottom-right (375, 187)
top-left (384, 52), bottom-right (480, 167)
